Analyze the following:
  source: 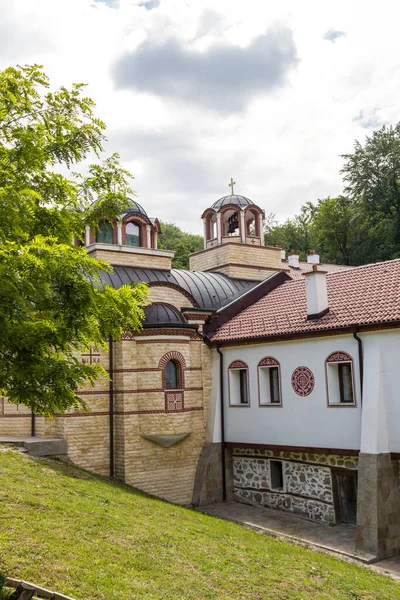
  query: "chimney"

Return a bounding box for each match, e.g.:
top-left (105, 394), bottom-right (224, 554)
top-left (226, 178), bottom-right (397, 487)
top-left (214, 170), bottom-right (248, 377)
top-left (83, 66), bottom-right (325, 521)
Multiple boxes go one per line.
top-left (307, 250), bottom-right (320, 265)
top-left (304, 264), bottom-right (329, 320)
top-left (288, 250), bottom-right (299, 269)
top-left (280, 248), bottom-right (286, 261)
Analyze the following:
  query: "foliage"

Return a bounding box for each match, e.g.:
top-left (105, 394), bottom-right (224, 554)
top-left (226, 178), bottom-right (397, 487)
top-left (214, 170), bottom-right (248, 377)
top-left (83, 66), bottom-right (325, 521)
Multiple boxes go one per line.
top-left (1, 448), bottom-right (399, 600)
top-left (264, 124), bottom-right (400, 266)
top-left (158, 221), bottom-right (203, 269)
top-left (0, 64), bottom-right (148, 415)
top-left (342, 124), bottom-right (400, 250)
top-left (264, 204), bottom-right (317, 260)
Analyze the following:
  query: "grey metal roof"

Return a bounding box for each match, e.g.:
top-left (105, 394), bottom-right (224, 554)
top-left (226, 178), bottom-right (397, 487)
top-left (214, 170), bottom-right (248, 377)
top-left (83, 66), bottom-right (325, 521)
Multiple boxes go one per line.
top-left (211, 194), bottom-right (254, 211)
top-left (144, 303), bottom-right (185, 325)
top-left (100, 266), bottom-right (259, 310)
top-left (122, 198), bottom-right (148, 217)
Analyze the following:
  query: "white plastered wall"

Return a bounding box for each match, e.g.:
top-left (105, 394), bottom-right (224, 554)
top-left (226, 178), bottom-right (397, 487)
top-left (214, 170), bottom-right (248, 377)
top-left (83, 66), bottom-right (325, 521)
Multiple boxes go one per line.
top-left (212, 334), bottom-right (363, 449)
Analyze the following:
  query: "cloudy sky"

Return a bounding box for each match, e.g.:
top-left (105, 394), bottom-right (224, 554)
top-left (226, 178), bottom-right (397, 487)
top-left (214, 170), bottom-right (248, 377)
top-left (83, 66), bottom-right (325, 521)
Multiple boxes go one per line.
top-left (1, 0), bottom-right (400, 234)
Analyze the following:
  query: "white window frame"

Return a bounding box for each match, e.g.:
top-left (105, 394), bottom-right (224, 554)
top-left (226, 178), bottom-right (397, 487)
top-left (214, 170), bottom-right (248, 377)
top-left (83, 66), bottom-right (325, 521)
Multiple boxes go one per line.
top-left (325, 351), bottom-right (357, 407)
top-left (258, 357), bottom-right (282, 406)
top-left (228, 360), bottom-right (250, 407)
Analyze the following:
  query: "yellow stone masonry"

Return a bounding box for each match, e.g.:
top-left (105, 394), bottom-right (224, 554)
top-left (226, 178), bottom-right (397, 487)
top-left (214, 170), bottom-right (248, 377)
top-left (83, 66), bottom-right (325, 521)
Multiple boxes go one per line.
top-left (88, 247), bottom-right (172, 270)
top-left (189, 242), bottom-right (282, 280)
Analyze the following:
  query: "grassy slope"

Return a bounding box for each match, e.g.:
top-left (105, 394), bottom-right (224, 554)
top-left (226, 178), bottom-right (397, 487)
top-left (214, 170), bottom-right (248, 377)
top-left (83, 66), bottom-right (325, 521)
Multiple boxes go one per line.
top-left (0, 448), bottom-right (398, 600)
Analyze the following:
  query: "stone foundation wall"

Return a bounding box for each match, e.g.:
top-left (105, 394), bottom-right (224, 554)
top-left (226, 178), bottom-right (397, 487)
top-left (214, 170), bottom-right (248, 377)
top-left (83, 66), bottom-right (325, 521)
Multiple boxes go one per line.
top-left (231, 448), bottom-right (358, 524)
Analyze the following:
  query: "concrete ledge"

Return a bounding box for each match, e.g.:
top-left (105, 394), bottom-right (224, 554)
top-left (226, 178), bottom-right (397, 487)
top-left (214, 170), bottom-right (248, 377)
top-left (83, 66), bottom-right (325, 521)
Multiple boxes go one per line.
top-left (23, 439), bottom-right (68, 457)
top-left (6, 577), bottom-right (76, 600)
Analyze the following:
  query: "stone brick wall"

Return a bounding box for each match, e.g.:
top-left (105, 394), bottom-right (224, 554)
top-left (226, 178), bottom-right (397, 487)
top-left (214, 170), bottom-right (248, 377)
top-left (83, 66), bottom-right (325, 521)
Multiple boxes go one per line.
top-left (230, 448), bottom-right (359, 524)
top-left (0, 397), bottom-right (32, 436)
top-left (148, 286), bottom-right (194, 309)
top-left (88, 248), bottom-right (172, 270)
top-left (189, 243), bottom-right (282, 280)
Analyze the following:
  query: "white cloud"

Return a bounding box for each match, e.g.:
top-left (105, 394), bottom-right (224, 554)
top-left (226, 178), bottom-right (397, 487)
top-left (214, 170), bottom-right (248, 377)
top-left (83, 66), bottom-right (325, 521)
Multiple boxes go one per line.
top-left (1, 0), bottom-right (400, 233)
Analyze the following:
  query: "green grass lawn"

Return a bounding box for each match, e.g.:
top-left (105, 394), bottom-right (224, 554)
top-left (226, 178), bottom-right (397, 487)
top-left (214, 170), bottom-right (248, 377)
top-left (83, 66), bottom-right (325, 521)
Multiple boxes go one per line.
top-left (0, 448), bottom-right (398, 600)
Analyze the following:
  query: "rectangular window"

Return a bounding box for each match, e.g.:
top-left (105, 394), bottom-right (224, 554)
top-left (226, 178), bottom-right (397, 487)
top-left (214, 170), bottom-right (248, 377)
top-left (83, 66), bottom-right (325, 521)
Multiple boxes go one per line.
top-left (259, 365), bottom-right (281, 405)
top-left (269, 367), bottom-right (280, 404)
top-left (229, 368), bottom-right (249, 406)
top-left (338, 363), bottom-right (353, 403)
top-left (239, 369), bottom-right (248, 405)
top-left (326, 361), bottom-right (355, 406)
top-left (270, 460), bottom-right (284, 491)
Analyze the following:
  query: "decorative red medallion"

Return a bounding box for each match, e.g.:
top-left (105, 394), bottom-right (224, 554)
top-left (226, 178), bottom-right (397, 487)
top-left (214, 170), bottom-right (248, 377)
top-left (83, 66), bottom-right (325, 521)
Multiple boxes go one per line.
top-left (291, 366), bottom-right (315, 396)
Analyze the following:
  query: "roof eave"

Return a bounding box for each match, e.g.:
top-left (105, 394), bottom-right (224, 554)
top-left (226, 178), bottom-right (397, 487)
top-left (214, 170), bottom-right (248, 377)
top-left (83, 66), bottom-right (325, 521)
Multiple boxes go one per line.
top-left (210, 319), bottom-right (400, 346)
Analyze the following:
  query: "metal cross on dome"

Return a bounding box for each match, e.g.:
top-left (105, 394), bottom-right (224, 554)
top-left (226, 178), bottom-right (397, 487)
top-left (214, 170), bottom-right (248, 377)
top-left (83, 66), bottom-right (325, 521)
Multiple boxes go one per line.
top-left (229, 177), bottom-right (236, 195)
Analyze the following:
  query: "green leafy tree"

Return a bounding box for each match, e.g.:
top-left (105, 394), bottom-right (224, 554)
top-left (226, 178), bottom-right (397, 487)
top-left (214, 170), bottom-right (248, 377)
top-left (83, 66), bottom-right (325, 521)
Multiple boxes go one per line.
top-left (312, 196), bottom-right (357, 265)
top-left (264, 204), bottom-right (316, 260)
top-left (0, 64), bottom-right (148, 415)
top-left (341, 124), bottom-right (400, 255)
top-left (158, 221), bottom-right (203, 269)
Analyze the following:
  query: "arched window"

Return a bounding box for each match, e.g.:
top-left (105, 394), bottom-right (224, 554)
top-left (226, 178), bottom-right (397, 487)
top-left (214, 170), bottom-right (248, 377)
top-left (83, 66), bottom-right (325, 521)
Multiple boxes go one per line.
top-left (325, 351), bottom-right (356, 406)
top-left (228, 360), bottom-right (249, 406)
top-left (165, 360), bottom-right (180, 389)
top-left (258, 357), bottom-right (282, 406)
top-left (97, 221), bottom-right (113, 244)
top-left (126, 222), bottom-right (140, 247)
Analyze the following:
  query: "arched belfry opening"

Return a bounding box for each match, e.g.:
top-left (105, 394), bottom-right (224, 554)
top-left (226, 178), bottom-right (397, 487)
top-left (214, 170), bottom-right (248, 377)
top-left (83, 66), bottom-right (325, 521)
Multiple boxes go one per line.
top-left (79, 197), bottom-right (174, 271)
top-left (190, 179), bottom-right (283, 280)
top-left (201, 178), bottom-right (265, 249)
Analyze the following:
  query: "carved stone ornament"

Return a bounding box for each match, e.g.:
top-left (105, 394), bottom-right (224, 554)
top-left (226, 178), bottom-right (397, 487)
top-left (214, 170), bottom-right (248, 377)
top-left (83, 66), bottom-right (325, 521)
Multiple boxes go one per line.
top-left (291, 366), bottom-right (315, 397)
top-left (141, 433), bottom-right (190, 448)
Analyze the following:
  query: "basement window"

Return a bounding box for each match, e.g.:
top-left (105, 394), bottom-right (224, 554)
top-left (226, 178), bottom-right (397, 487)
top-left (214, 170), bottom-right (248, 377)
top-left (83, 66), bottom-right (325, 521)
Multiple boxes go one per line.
top-left (270, 460), bottom-right (284, 492)
top-left (228, 361), bottom-right (250, 406)
top-left (326, 352), bottom-right (356, 406)
top-left (258, 358), bottom-right (282, 405)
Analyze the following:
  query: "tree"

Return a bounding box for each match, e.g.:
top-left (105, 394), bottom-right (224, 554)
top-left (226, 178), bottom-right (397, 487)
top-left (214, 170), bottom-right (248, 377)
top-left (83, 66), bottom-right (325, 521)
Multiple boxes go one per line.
top-left (341, 124), bottom-right (400, 255)
top-left (0, 64), bottom-right (148, 415)
top-left (264, 204), bottom-right (316, 259)
top-left (158, 222), bottom-right (203, 269)
top-left (312, 196), bottom-right (357, 265)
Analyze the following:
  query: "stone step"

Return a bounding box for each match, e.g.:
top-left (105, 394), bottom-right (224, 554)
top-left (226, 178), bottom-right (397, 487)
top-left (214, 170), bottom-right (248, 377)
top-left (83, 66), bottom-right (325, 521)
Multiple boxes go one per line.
top-left (0, 437), bottom-right (68, 457)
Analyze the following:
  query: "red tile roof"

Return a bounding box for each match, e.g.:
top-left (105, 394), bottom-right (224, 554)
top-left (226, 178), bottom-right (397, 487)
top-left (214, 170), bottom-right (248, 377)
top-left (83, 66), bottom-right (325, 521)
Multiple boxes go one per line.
top-left (282, 260), bottom-right (352, 280)
top-left (212, 259), bottom-right (400, 342)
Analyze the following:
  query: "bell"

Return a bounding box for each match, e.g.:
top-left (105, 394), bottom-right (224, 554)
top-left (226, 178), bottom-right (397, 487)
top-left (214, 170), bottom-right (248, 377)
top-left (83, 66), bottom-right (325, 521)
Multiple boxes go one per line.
top-left (228, 212), bottom-right (239, 234)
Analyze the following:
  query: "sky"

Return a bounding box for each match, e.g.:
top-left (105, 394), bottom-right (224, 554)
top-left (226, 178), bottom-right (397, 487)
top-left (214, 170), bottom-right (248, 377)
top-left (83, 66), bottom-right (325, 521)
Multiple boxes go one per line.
top-left (1, 0), bottom-right (400, 234)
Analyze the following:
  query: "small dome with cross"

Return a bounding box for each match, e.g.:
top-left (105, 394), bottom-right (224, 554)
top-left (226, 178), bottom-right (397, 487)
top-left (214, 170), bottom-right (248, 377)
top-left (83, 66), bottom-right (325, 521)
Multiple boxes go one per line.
top-left (210, 178), bottom-right (254, 212)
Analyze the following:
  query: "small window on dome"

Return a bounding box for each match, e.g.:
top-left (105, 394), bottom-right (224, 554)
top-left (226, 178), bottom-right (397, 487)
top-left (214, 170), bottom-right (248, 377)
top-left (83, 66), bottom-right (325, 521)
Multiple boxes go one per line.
top-left (97, 221), bottom-right (113, 244)
top-left (126, 222), bottom-right (140, 247)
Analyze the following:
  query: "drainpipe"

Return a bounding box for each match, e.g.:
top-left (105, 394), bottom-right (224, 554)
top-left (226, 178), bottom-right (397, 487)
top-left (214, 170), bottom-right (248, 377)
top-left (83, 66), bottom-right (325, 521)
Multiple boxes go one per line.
top-left (31, 411), bottom-right (35, 437)
top-left (216, 344), bottom-right (227, 502)
top-left (109, 336), bottom-right (114, 477)
top-left (352, 326), bottom-right (363, 405)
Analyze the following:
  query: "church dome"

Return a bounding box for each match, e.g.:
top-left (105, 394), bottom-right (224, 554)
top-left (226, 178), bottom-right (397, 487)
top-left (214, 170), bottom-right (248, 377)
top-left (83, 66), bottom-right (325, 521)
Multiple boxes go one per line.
top-left (211, 194), bottom-right (254, 211)
top-left (143, 303), bottom-right (185, 326)
top-left (122, 198), bottom-right (148, 217)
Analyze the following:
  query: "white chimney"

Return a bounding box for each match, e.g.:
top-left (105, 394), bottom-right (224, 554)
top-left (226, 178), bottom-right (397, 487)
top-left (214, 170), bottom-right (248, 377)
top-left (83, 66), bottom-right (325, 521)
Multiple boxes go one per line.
top-left (307, 250), bottom-right (320, 265)
top-left (288, 251), bottom-right (299, 269)
top-left (304, 265), bottom-right (329, 319)
top-left (280, 249), bottom-right (286, 261)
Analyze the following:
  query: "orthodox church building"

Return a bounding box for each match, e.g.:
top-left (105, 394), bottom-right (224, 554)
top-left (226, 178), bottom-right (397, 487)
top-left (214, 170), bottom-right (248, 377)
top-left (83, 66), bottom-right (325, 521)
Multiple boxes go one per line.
top-left (2, 186), bottom-right (400, 561)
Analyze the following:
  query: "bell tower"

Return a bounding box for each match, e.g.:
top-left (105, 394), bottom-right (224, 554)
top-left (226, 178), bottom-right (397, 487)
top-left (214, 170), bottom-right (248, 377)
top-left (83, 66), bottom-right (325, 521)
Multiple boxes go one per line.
top-left (189, 180), bottom-right (283, 280)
